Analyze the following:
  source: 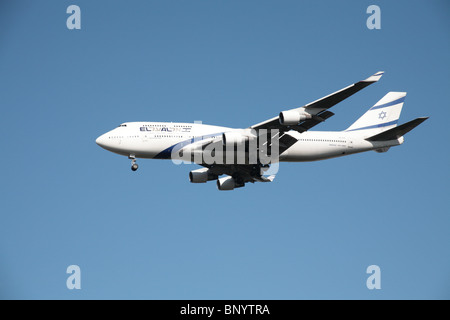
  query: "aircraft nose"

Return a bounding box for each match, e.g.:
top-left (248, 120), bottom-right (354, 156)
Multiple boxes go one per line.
top-left (96, 134), bottom-right (107, 147)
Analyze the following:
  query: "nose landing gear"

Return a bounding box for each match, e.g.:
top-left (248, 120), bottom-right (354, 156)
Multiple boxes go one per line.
top-left (129, 155), bottom-right (139, 171)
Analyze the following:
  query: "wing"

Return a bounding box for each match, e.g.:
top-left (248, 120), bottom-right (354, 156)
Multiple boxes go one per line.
top-left (250, 71), bottom-right (384, 133)
top-left (187, 131), bottom-right (297, 186)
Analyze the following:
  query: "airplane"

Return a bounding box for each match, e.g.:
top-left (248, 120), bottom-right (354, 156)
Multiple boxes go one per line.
top-left (96, 71), bottom-right (428, 190)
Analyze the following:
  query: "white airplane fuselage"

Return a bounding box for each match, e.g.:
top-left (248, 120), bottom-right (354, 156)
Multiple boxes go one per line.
top-left (95, 121), bottom-right (402, 163)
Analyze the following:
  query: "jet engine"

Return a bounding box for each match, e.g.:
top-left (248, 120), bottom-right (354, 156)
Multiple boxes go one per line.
top-left (216, 176), bottom-right (236, 191)
top-left (222, 129), bottom-right (257, 148)
top-left (279, 110), bottom-right (312, 126)
top-left (189, 168), bottom-right (217, 183)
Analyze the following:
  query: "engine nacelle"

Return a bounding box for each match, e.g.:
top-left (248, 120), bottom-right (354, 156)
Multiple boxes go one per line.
top-left (189, 168), bottom-right (217, 183)
top-left (279, 110), bottom-right (312, 126)
top-left (216, 176), bottom-right (236, 191)
top-left (222, 130), bottom-right (256, 148)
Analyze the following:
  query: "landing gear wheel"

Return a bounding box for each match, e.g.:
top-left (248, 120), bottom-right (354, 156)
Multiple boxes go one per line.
top-left (129, 154), bottom-right (138, 172)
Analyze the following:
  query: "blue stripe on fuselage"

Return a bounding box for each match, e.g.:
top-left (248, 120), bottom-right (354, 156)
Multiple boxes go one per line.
top-left (154, 132), bottom-right (226, 159)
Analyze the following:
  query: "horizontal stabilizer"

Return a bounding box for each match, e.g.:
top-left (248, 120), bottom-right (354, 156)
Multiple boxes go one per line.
top-left (366, 117), bottom-right (429, 141)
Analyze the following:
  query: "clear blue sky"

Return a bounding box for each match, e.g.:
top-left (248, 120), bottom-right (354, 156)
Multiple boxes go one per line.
top-left (0, 0), bottom-right (449, 299)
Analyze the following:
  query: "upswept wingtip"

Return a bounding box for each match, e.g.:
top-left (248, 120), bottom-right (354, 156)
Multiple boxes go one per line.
top-left (362, 71), bottom-right (384, 83)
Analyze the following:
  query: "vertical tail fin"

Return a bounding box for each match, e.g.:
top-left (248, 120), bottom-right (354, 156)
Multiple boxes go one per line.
top-left (345, 92), bottom-right (406, 136)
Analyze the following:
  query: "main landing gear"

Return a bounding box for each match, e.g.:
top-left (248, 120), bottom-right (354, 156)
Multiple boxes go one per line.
top-left (129, 155), bottom-right (139, 171)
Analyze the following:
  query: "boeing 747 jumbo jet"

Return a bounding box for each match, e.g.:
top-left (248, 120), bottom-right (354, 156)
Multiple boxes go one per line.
top-left (96, 72), bottom-right (428, 190)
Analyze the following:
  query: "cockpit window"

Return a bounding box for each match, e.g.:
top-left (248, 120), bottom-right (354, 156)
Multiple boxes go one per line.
top-left (118, 124), bottom-right (127, 127)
